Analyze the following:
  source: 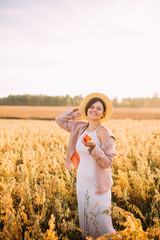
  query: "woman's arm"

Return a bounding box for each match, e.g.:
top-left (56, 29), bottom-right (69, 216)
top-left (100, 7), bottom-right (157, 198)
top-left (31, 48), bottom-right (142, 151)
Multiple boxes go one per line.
top-left (89, 136), bottom-right (117, 169)
top-left (55, 108), bottom-right (81, 132)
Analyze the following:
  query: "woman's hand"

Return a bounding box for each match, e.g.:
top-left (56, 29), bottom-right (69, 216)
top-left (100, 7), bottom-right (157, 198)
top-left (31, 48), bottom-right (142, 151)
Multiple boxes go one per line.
top-left (81, 138), bottom-right (96, 150)
top-left (72, 108), bottom-right (82, 119)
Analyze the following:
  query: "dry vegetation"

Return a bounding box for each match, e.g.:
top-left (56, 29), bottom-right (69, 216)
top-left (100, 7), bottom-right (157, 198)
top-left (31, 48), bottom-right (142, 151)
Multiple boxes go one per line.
top-left (0, 118), bottom-right (160, 240)
top-left (0, 106), bottom-right (160, 120)
top-left (0, 106), bottom-right (72, 120)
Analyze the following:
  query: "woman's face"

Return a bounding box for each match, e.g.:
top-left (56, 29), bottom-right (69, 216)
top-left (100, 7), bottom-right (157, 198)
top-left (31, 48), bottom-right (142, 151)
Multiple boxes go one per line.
top-left (87, 101), bottom-right (105, 121)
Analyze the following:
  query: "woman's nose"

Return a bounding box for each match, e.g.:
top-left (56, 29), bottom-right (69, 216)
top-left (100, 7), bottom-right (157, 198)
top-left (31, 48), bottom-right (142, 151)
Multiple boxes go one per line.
top-left (92, 110), bottom-right (98, 113)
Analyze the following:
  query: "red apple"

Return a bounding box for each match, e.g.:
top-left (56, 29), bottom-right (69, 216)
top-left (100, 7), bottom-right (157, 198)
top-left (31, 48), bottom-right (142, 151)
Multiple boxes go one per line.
top-left (84, 134), bottom-right (92, 143)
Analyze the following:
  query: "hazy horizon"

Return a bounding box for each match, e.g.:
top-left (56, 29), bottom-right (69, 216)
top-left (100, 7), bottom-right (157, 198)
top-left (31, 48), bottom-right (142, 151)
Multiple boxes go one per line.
top-left (0, 92), bottom-right (160, 102)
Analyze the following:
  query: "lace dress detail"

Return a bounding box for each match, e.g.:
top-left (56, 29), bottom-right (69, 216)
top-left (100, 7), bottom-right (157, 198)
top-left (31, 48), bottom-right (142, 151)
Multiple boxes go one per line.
top-left (76, 126), bottom-right (116, 239)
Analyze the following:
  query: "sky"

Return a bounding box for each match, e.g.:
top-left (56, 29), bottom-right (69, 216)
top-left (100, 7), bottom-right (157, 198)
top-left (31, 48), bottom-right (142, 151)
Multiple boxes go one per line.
top-left (0, 0), bottom-right (160, 101)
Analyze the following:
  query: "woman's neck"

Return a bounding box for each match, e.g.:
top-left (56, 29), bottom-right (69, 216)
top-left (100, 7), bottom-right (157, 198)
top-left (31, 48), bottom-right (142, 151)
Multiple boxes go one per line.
top-left (87, 120), bottom-right (101, 132)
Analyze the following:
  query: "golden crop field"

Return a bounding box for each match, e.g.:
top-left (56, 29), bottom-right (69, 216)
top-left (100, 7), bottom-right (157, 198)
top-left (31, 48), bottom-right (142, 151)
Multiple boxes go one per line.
top-left (0, 106), bottom-right (160, 120)
top-left (0, 118), bottom-right (160, 240)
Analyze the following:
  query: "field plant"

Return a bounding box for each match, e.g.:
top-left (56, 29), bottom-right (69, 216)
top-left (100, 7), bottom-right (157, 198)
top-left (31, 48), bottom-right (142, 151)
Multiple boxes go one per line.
top-left (0, 106), bottom-right (160, 120)
top-left (0, 119), bottom-right (160, 240)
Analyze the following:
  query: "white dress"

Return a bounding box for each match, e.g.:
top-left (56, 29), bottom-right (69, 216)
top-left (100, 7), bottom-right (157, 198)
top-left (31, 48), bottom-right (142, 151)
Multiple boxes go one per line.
top-left (76, 126), bottom-right (116, 239)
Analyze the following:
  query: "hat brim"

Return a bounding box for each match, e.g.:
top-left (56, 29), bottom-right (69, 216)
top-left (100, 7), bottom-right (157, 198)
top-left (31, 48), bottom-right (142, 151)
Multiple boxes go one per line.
top-left (80, 93), bottom-right (113, 123)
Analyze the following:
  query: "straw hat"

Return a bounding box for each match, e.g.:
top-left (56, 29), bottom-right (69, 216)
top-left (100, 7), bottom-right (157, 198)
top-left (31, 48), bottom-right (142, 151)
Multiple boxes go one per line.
top-left (80, 92), bottom-right (113, 122)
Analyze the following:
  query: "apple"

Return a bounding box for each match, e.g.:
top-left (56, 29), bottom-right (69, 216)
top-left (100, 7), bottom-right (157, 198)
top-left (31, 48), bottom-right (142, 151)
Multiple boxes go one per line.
top-left (84, 134), bottom-right (92, 143)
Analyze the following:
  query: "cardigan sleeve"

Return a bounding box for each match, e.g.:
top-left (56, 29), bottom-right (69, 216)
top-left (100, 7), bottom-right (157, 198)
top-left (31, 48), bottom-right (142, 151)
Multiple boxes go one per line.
top-left (90, 136), bottom-right (118, 169)
top-left (55, 110), bottom-right (80, 132)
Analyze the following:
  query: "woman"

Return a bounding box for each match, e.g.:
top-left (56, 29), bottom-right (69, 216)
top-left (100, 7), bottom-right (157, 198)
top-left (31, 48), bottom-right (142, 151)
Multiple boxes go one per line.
top-left (56, 93), bottom-right (118, 239)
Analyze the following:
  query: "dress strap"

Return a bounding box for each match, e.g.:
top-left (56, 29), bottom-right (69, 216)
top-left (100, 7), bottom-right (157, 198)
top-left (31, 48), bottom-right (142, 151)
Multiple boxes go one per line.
top-left (96, 124), bottom-right (102, 131)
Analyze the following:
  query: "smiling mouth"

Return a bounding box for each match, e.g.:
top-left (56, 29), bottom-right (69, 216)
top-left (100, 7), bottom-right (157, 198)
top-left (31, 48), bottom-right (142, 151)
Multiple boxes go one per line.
top-left (90, 113), bottom-right (97, 116)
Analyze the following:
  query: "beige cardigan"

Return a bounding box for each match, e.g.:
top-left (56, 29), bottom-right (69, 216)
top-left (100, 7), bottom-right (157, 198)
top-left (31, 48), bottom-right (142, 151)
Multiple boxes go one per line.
top-left (55, 110), bottom-right (117, 194)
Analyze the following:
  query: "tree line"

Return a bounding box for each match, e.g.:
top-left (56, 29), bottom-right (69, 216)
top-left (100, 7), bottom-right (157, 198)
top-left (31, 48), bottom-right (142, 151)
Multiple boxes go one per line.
top-left (0, 94), bottom-right (83, 106)
top-left (0, 94), bottom-right (160, 107)
top-left (112, 96), bottom-right (160, 107)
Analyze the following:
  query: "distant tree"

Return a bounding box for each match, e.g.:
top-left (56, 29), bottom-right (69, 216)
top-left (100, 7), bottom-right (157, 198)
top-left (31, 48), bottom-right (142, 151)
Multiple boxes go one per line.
top-left (64, 94), bottom-right (71, 106)
top-left (121, 98), bottom-right (132, 107)
top-left (112, 97), bottom-right (119, 107)
top-left (0, 94), bottom-right (160, 107)
top-left (150, 96), bottom-right (160, 107)
top-left (72, 95), bottom-right (83, 106)
top-left (153, 92), bottom-right (159, 98)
